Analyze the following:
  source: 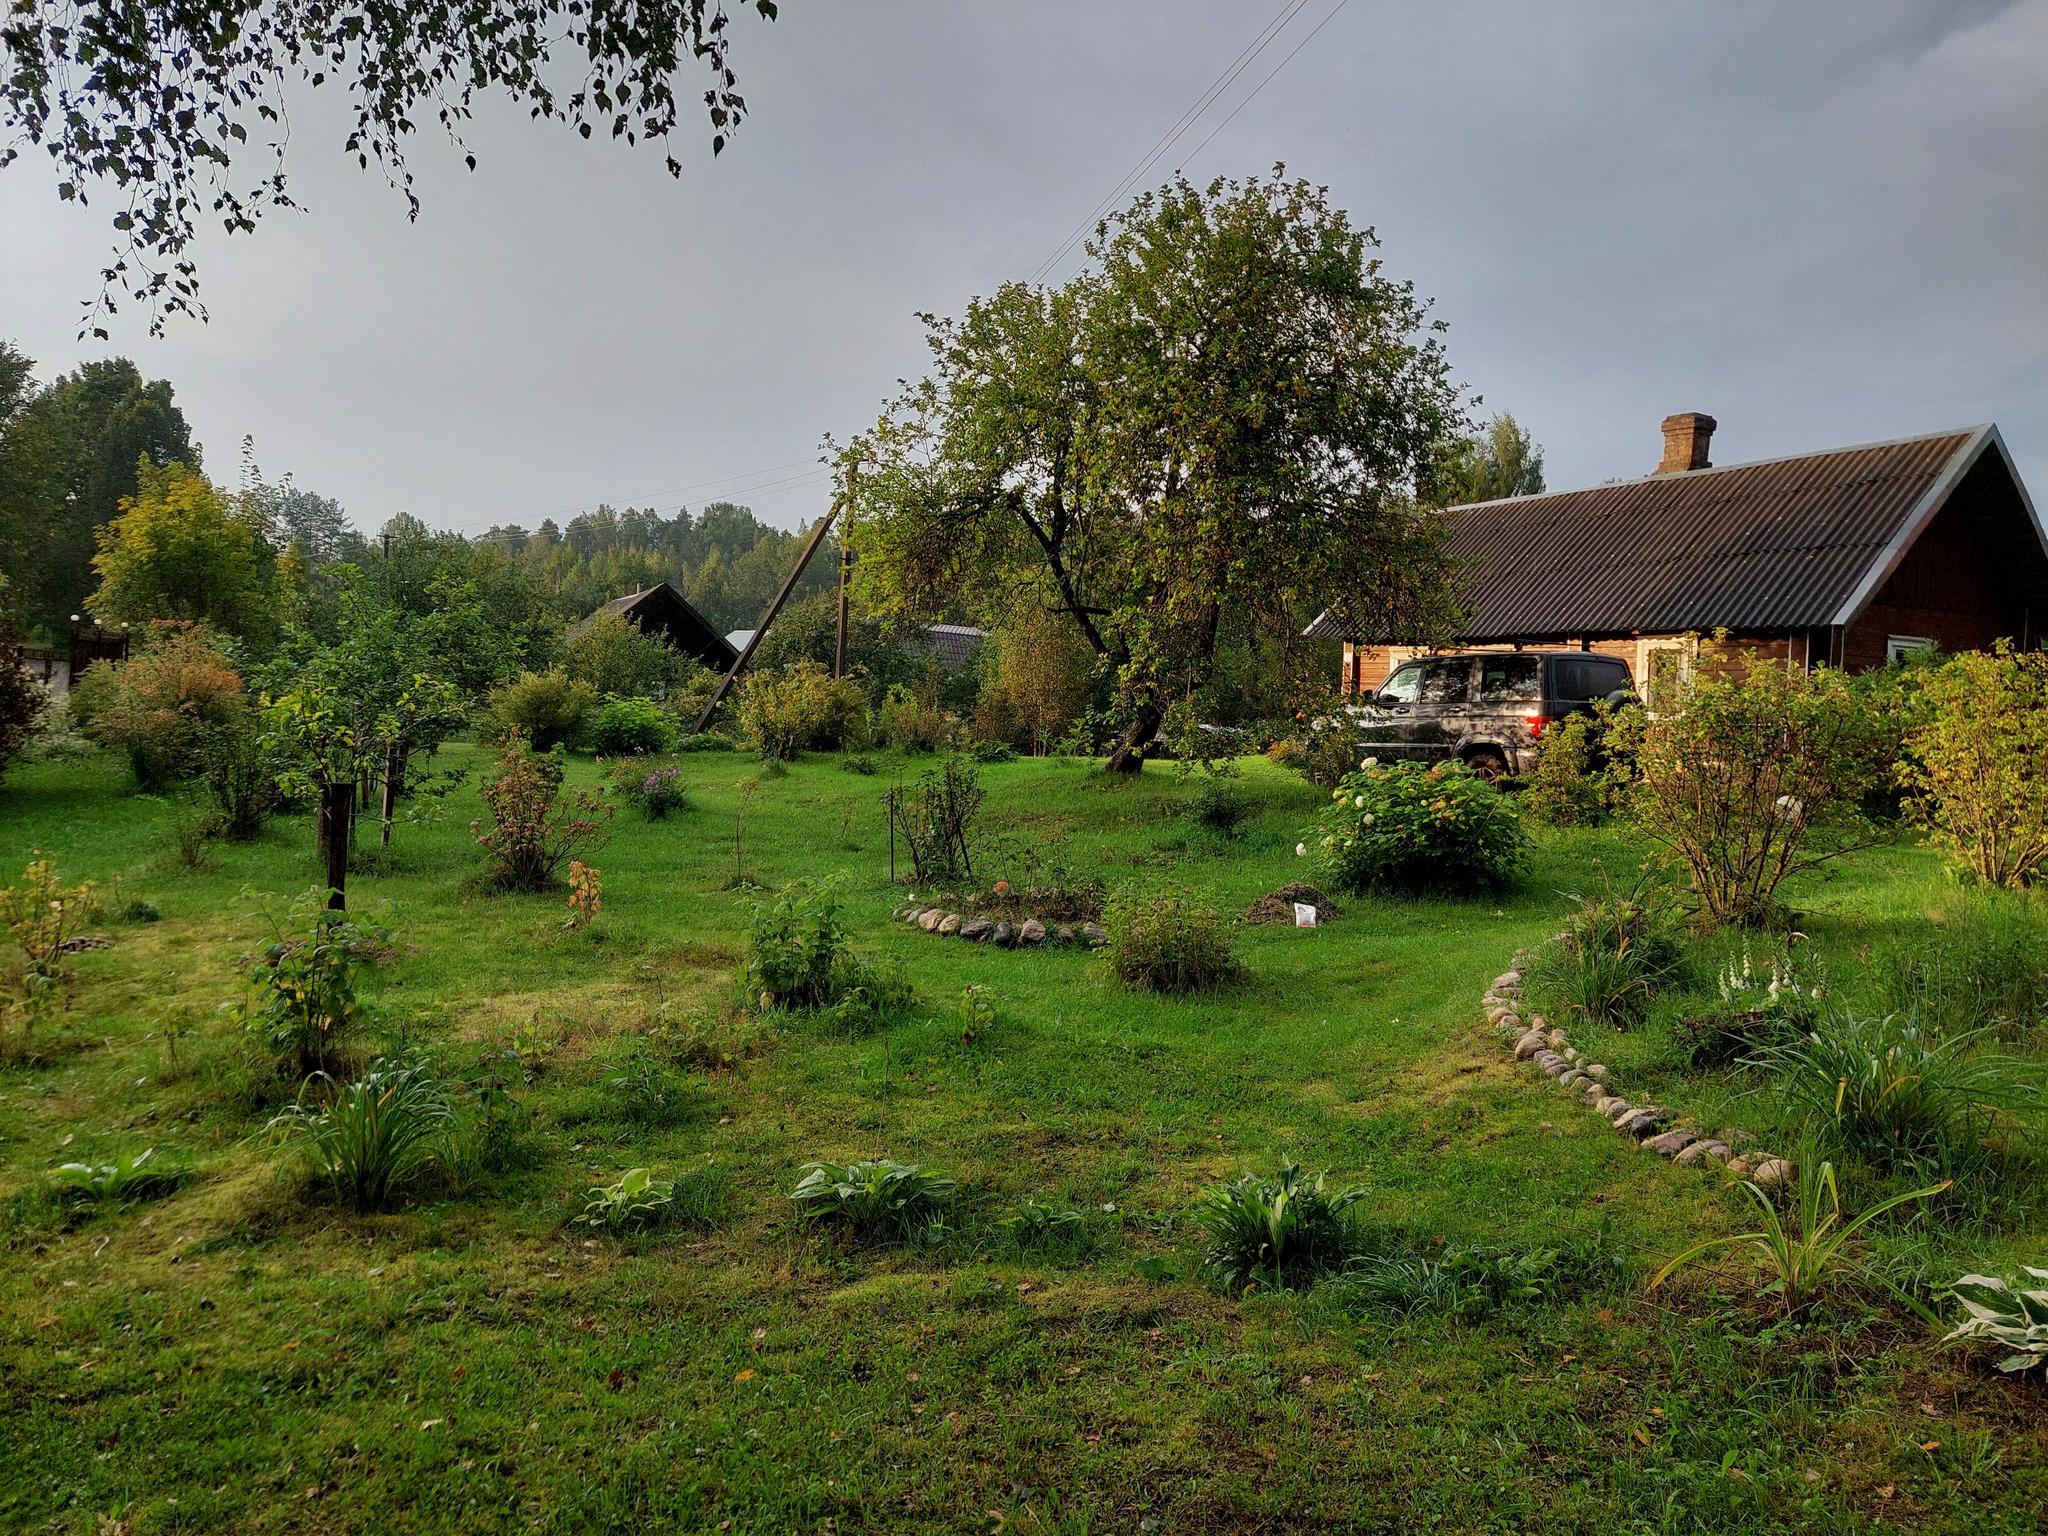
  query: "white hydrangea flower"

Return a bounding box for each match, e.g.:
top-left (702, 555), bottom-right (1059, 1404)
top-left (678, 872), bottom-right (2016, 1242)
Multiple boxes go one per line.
top-left (1362, 814), bottom-right (1375, 825)
top-left (1362, 756), bottom-right (1379, 768)
top-left (1354, 794), bottom-right (1366, 807)
top-left (1295, 842), bottom-right (1307, 857)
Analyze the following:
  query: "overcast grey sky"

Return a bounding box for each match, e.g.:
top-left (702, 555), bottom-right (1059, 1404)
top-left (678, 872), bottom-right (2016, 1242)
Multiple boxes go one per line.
top-left (3, 0), bottom-right (2043, 536)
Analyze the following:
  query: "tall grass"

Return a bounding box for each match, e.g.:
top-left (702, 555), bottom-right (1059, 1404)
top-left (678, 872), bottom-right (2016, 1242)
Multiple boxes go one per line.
top-left (1529, 876), bottom-right (1692, 1031)
top-left (1870, 895), bottom-right (2048, 1040)
top-left (269, 1061), bottom-right (454, 1212)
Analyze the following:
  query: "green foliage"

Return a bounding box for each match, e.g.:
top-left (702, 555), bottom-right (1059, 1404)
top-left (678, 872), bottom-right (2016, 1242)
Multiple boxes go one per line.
top-left (1869, 895), bottom-right (2048, 1039)
top-left (1945, 1265), bottom-right (2048, 1374)
top-left (1757, 1013), bottom-right (2038, 1173)
top-left (1528, 875), bottom-right (1691, 1031)
top-left (843, 170), bottom-right (1465, 769)
top-left (563, 609), bottom-right (700, 700)
top-left (1674, 943), bottom-right (1825, 1067)
top-left (1194, 1160), bottom-right (1364, 1293)
top-left (1521, 707), bottom-right (1613, 827)
top-left (1607, 654), bottom-right (1887, 926)
top-left (1325, 1232), bottom-right (1624, 1319)
top-left (1184, 777), bottom-right (1255, 838)
top-left (1104, 888), bottom-right (1241, 994)
top-left (472, 735), bottom-right (614, 891)
top-left (269, 1061), bottom-right (456, 1213)
top-left (235, 889), bottom-right (388, 1079)
top-left (490, 669), bottom-right (596, 753)
top-left (53, 1146), bottom-right (190, 1204)
top-left (677, 731), bottom-right (737, 753)
top-left (745, 879), bottom-right (911, 1023)
top-left (197, 709), bottom-right (278, 840)
top-left (789, 1158), bottom-right (956, 1242)
top-left (576, 1165), bottom-right (729, 1233)
top-left (87, 460), bottom-right (273, 636)
top-left (968, 739), bottom-right (1016, 764)
top-left (586, 695), bottom-right (677, 757)
top-left (737, 660), bottom-right (868, 760)
top-left (1306, 758), bottom-right (1528, 897)
top-left (1651, 1161), bottom-right (1948, 1314)
top-left (1901, 643), bottom-right (2048, 887)
top-left (1441, 412), bottom-right (1545, 505)
top-left (877, 678), bottom-right (955, 753)
top-left (882, 755), bottom-right (986, 883)
top-left (0, 622), bottom-right (47, 785)
top-left (0, 853), bottom-right (101, 1036)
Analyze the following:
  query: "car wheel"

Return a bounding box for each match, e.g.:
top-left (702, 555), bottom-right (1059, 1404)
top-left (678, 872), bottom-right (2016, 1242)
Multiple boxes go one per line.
top-left (1464, 749), bottom-right (1510, 784)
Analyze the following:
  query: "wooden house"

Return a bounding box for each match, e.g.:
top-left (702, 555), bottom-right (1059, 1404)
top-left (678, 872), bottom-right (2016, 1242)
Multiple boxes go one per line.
top-left (576, 582), bottom-right (739, 673)
top-left (1309, 415), bottom-right (2047, 710)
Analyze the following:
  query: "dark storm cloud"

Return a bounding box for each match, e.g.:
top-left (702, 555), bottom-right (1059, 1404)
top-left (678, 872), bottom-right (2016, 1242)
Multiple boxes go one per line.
top-left (2, 1), bottom-right (2041, 534)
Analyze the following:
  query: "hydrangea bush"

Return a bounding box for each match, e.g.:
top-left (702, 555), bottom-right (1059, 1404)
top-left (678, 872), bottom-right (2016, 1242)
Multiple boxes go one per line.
top-left (1303, 757), bottom-right (1528, 896)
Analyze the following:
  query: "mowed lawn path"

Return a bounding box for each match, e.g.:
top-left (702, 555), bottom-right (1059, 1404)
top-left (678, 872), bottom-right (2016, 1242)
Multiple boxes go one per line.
top-left (1, 749), bottom-right (2042, 1533)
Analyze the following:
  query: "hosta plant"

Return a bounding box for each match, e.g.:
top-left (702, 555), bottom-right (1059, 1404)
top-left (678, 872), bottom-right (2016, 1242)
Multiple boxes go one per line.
top-left (1944, 1266), bottom-right (2048, 1374)
top-left (579, 1168), bottom-right (677, 1231)
top-left (790, 1158), bottom-right (956, 1242)
top-left (1194, 1159), bottom-right (1366, 1294)
top-left (53, 1147), bottom-right (189, 1204)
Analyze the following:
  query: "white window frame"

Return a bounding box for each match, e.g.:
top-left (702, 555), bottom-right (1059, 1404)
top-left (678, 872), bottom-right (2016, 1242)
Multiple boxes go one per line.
top-left (1636, 637), bottom-right (1696, 717)
top-left (1886, 634), bottom-right (1936, 666)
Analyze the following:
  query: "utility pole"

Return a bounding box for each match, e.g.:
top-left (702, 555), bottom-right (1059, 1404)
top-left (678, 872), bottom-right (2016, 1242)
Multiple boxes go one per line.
top-left (694, 497), bottom-right (844, 735)
top-left (834, 541), bottom-right (856, 679)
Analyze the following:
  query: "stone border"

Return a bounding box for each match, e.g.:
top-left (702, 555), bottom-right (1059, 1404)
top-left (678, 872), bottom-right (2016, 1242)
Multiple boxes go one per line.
top-left (894, 905), bottom-right (1108, 950)
top-left (1484, 944), bottom-right (1794, 1188)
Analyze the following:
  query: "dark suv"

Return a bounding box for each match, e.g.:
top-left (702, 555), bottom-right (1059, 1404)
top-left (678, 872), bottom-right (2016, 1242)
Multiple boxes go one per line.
top-left (1348, 650), bottom-right (1634, 780)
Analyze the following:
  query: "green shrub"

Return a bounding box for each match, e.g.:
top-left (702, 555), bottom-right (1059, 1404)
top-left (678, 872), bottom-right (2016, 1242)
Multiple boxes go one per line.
top-left (606, 758), bottom-right (689, 820)
top-left (268, 1060), bottom-right (454, 1212)
top-left (1184, 778), bottom-right (1255, 838)
top-left (235, 890), bottom-right (387, 1079)
top-left (878, 681), bottom-right (954, 753)
top-left (746, 879), bottom-right (912, 1022)
top-left (1901, 644), bottom-right (2048, 888)
top-left (586, 696), bottom-right (676, 757)
top-left (563, 609), bottom-right (700, 699)
top-left (1104, 889), bottom-right (1241, 994)
top-left (490, 669), bottom-right (596, 752)
top-left (577, 1165), bottom-right (729, 1233)
top-left (1607, 654), bottom-right (1887, 926)
top-left (1944, 1266), bottom-right (2048, 1374)
top-left (1305, 758), bottom-right (1528, 897)
top-left (738, 660), bottom-right (869, 760)
top-left (197, 710), bottom-right (278, 840)
top-left (790, 1158), bottom-right (956, 1242)
top-left (0, 621), bottom-right (48, 786)
top-left (1757, 1013), bottom-right (2038, 1173)
top-left (883, 756), bottom-right (987, 884)
top-left (1673, 944), bottom-right (1824, 1067)
top-left (968, 740), bottom-right (1016, 763)
top-left (1521, 707), bottom-right (1613, 827)
top-left (1, 854), bottom-right (101, 1037)
top-left (1528, 877), bottom-right (1692, 1032)
top-left (81, 622), bottom-right (244, 789)
top-left (1271, 707), bottom-right (1372, 788)
top-left (1194, 1160), bottom-right (1364, 1293)
top-left (677, 732), bottom-right (736, 753)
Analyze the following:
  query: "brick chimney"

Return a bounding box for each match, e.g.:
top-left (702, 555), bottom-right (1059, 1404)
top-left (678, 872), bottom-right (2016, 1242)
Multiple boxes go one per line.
top-left (1656, 412), bottom-right (1716, 474)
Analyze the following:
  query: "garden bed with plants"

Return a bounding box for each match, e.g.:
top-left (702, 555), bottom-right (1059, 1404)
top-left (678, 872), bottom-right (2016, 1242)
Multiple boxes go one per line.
top-left (4, 643), bottom-right (2048, 1533)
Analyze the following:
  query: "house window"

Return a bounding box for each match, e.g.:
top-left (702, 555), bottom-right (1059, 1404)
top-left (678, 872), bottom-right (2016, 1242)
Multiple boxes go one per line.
top-left (1886, 635), bottom-right (1936, 666)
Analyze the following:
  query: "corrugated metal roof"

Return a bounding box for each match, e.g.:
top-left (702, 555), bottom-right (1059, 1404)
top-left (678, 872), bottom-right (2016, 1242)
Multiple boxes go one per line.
top-left (1310, 426), bottom-right (1991, 641)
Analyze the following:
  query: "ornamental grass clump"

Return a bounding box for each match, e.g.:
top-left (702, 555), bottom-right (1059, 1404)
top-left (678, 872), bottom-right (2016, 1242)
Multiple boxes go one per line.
top-left (1104, 889), bottom-right (1241, 994)
top-left (1527, 873), bottom-right (1692, 1032)
top-left (268, 1060), bottom-right (455, 1213)
top-left (1305, 757), bottom-right (1527, 897)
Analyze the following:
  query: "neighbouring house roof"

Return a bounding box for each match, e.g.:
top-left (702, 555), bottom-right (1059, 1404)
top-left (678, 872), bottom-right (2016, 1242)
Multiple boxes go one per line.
top-left (576, 583), bottom-right (739, 672)
top-left (1306, 424), bottom-right (2046, 643)
top-left (922, 623), bottom-right (988, 671)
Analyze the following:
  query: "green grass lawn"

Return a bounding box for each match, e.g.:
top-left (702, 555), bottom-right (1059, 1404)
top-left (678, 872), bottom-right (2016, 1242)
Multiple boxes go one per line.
top-left (2, 745), bottom-right (2044, 1533)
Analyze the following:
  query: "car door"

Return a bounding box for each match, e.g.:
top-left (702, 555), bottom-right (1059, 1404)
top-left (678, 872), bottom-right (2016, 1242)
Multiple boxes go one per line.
top-left (1410, 657), bottom-right (1475, 759)
top-left (1358, 660), bottom-right (1424, 756)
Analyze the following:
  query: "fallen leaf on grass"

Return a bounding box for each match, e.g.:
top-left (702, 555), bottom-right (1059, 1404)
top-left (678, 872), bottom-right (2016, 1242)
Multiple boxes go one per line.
top-left (1921, 1441), bottom-right (1941, 1452)
top-left (419, 1419), bottom-right (446, 1431)
top-left (735, 1369), bottom-right (756, 1383)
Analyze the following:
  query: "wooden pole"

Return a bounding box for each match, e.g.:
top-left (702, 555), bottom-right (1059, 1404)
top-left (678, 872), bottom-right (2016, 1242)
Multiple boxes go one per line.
top-left (320, 780), bottom-right (353, 909)
top-left (695, 499), bottom-right (843, 735)
top-left (834, 542), bottom-right (855, 680)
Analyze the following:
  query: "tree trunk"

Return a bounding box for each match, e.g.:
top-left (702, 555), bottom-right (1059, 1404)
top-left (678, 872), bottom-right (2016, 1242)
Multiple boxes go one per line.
top-left (1104, 699), bottom-right (1162, 773)
top-left (320, 780), bottom-right (354, 909)
top-left (381, 748), bottom-right (404, 847)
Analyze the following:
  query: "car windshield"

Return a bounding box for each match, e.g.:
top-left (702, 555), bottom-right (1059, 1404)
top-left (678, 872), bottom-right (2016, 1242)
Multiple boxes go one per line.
top-left (1478, 655), bottom-right (1541, 704)
top-left (1377, 663), bottom-right (1424, 704)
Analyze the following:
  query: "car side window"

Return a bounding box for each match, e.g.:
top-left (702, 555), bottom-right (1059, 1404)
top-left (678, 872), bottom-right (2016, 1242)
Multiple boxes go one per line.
top-left (1418, 659), bottom-right (1472, 706)
top-left (1478, 656), bottom-right (1541, 703)
top-left (1378, 663), bottom-right (1424, 704)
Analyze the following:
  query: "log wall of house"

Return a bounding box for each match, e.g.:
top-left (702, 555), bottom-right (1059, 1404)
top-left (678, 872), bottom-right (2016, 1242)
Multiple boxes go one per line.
top-left (1839, 475), bottom-right (2026, 670)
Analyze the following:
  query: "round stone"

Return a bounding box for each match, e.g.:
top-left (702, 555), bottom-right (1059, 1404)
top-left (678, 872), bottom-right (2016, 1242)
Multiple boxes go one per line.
top-left (1600, 1100), bottom-right (1636, 1123)
top-left (1019, 918), bottom-right (1048, 945)
top-left (1750, 1158), bottom-right (1796, 1190)
top-left (1722, 1156), bottom-right (1754, 1177)
top-left (992, 922), bottom-right (1015, 947)
top-left (1646, 1129), bottom-right (1697, 1157)
top-left (918, 910), bottom-right (945, 932)
top-left (938, 913), bottom-right (963, 935)
top-left (959, 918), bottom-right (991, 941)
top-left (1585, 1065), bottom-right (1608, 1081)
top-left (1513, 1033), bottom-right (1547, 1060)
top-left (1081, 923), bottom-right (1109, 947)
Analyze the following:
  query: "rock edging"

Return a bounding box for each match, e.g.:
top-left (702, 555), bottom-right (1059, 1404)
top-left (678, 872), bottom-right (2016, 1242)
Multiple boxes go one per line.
top-left (894, 905), bottom-right (1108, 951)
top-left (1484, 948), bottom-right (1794, 1189)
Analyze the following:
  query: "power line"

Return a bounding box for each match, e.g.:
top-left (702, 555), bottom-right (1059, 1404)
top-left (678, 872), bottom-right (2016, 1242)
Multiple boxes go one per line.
top-left (1172, 0), bottom-right (1350, 175)
top-left (1028, 0), bottom-right (1313, 285)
